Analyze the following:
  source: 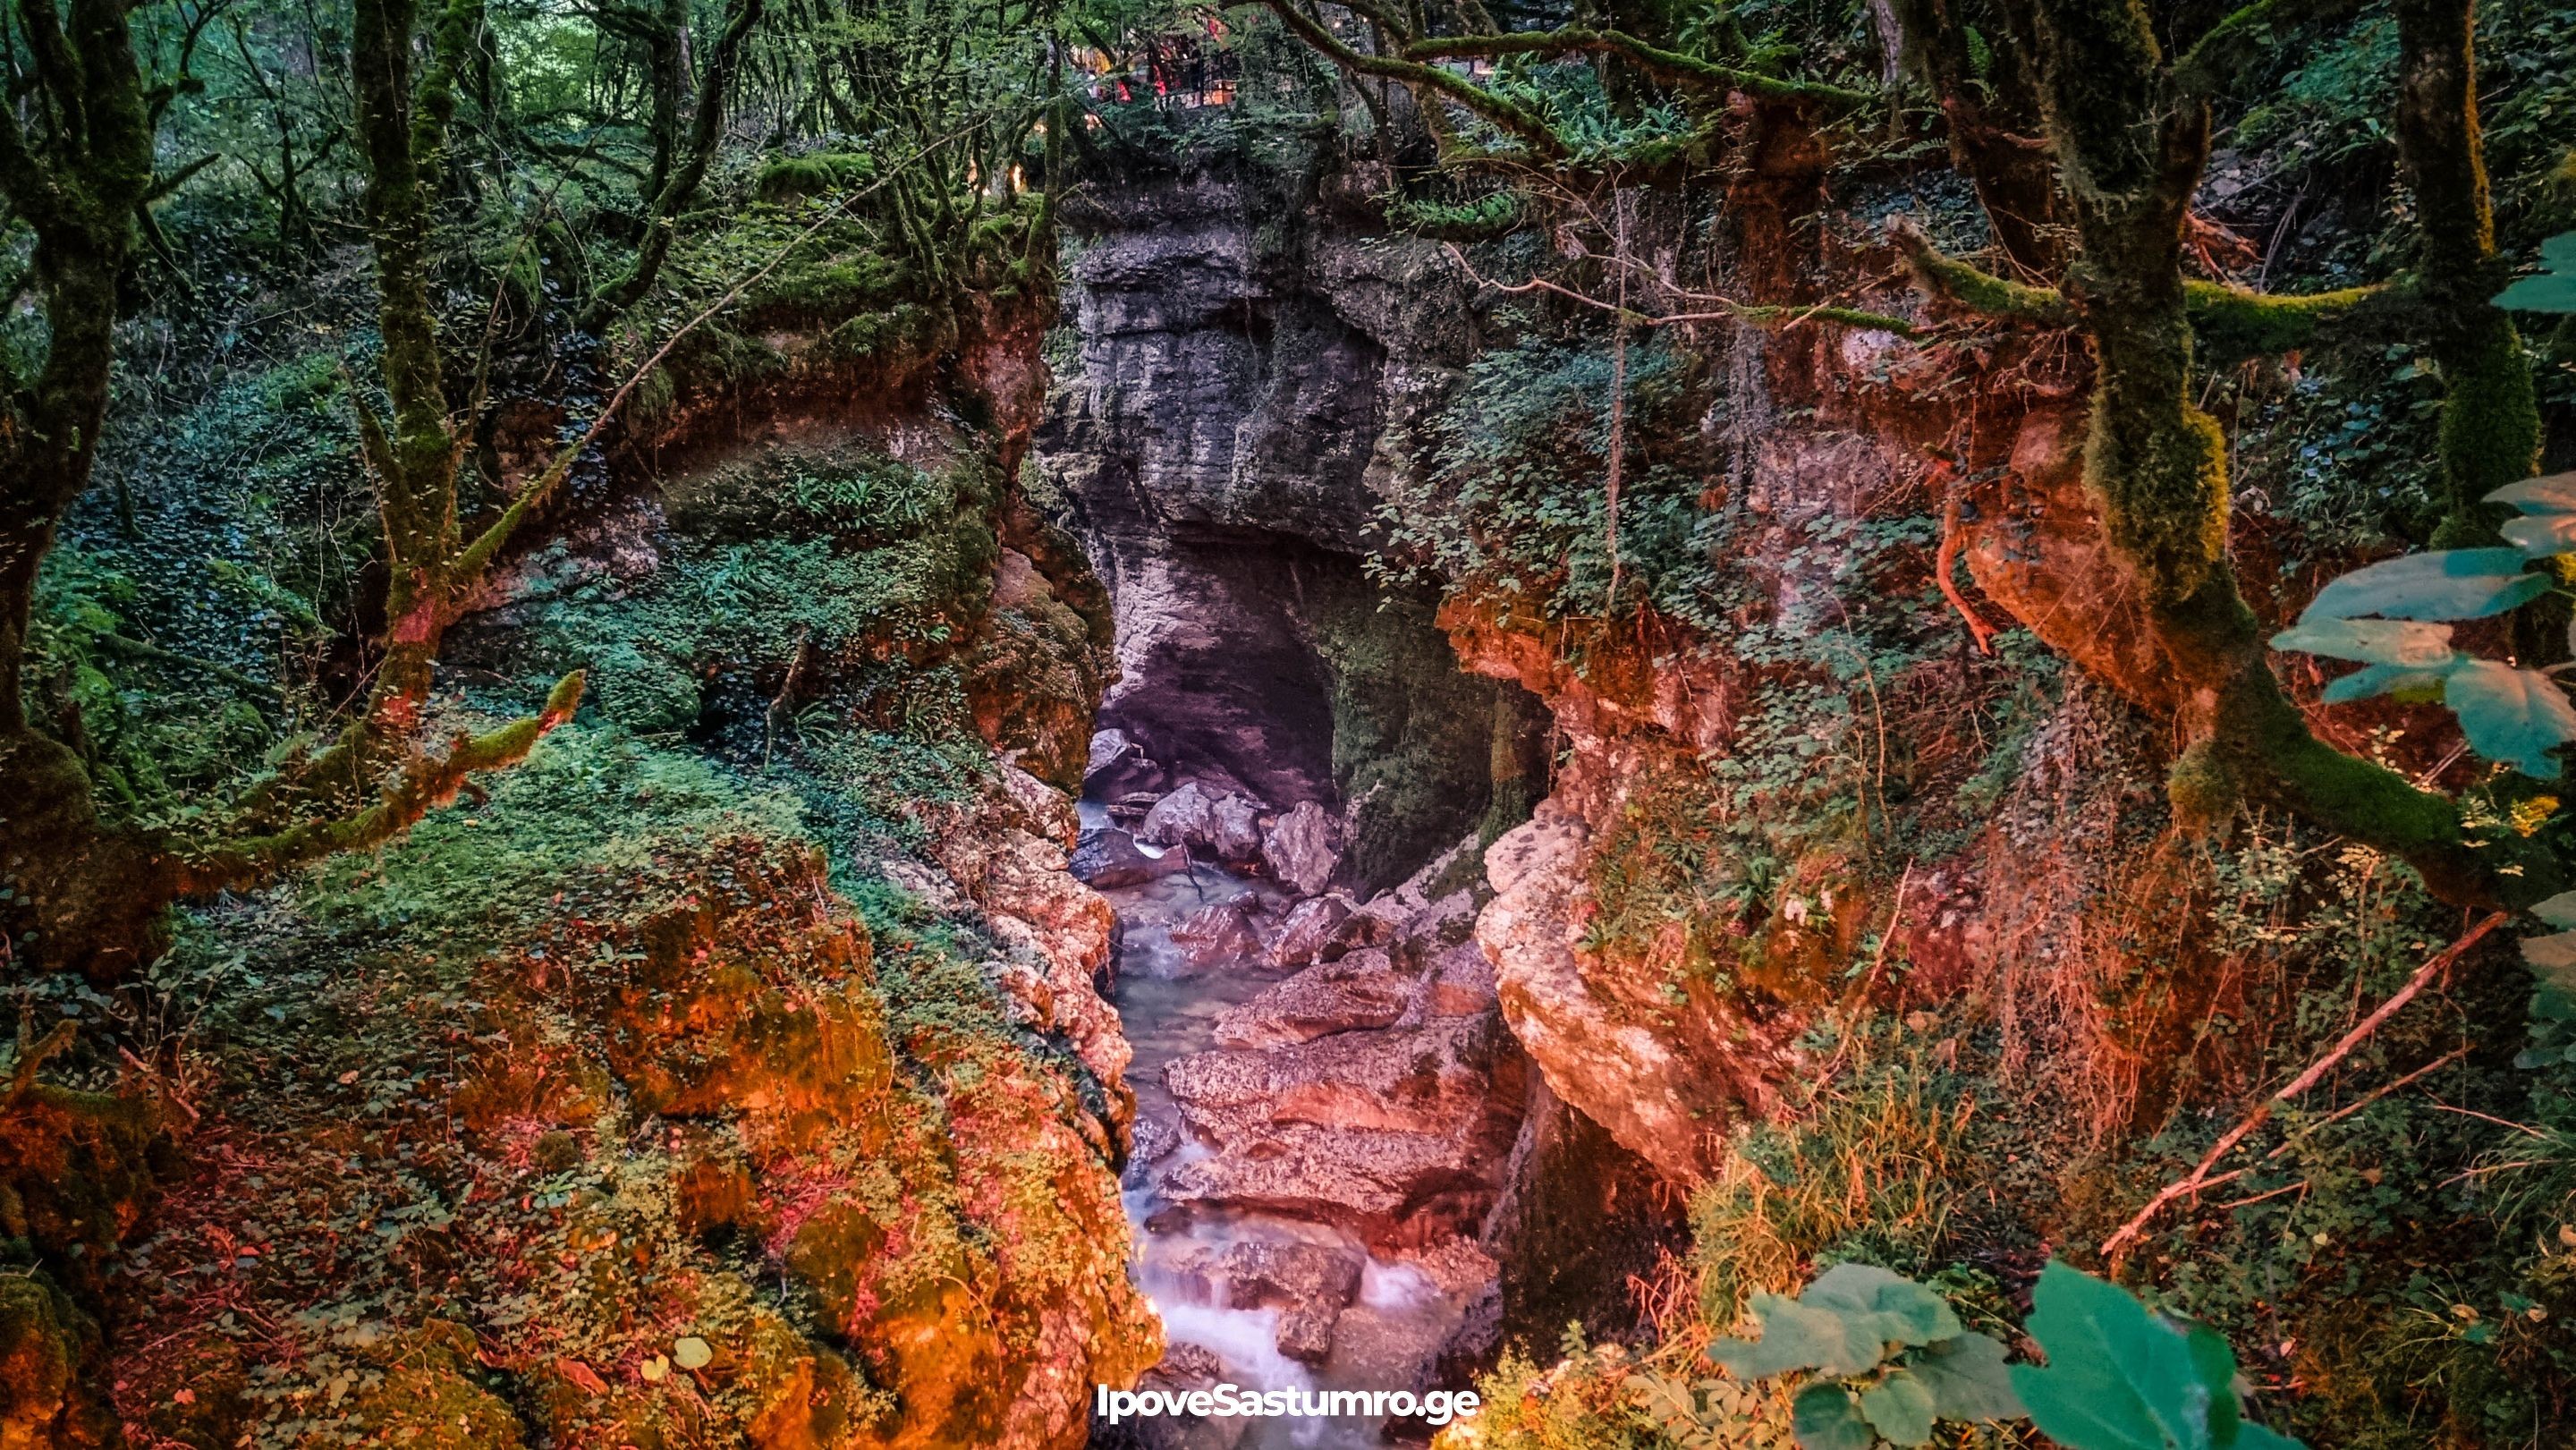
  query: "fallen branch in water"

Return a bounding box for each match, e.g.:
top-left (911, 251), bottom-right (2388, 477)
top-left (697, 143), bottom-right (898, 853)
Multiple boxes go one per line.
top-left (2100, 912), bottom-right (2504, 1263)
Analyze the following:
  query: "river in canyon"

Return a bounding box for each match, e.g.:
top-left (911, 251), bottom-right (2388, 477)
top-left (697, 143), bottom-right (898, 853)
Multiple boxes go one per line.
top-left (1077, 793), bottom-right (1498, 1449)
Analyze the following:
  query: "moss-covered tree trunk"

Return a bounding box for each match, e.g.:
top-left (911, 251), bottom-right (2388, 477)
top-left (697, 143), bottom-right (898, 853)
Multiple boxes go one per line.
top-left (0, 0), bottom-right (174, 973)
top-left (3, 0), bottom-right (582, 976)
top-left (2394, 0), bottom-right (2539, 547)
top-left (1888, 0), bottom-right (2062, 274)
top-left (2011, 0), bottom-right (2551, 908)
top-left (578, 0), bottom-right (768, 333)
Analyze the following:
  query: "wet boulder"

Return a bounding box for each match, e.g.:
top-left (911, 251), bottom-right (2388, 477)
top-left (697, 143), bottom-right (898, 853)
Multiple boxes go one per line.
top-left (1071, 827), bottom-right (1182, 889)
top-left (1263, 895), bottom-right (1354, 968)
top-left (1258, 801), bottom-right (1343, 897)
top-left (1407, 938), bottom-right (1501, 1021)
top-left (1144, 1341), bottom-right (1224, 1392)
top-left (1159, 1017), bottom-right (1528, 1245)
top-left (1094, 1343), bottom-right (1244, 1450)
top-left (1169, 898), bottom-right (1267, 970)
top-left (1085, 729), bottom-right (1165, 799)
top-left (1214, 949), bottom-right (1411, 1048)
top-left (1127, 1116), bottom-right (1183, 1181)
top-left (1138, 783), bottom-right (1266, 863)
top-left (1174, 1241), bottom-right (1364, 1365)
top-left (1087, 728), bottom-right (1141, 782)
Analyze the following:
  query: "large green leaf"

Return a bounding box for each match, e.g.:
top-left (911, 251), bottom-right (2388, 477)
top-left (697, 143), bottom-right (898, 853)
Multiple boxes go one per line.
top-left (2490, 472), bottom-right (2576, 558)
top-left (2268, 617), bottom-right (2458, 667)
top-left (2521, 929), bottom-right (2576, 988)
top-left (2502, 513), bottom-right (2576, 560)
top-left (1860, 1370), bottom-right (1939, 1446)
top-left (1802, 1264), bottom-right (1964, 1350)
top-left (2184, 1323), bottom-right (2241, 1447)
top-left (1909, 1332), bottom-right (2023, 1422)
top-left (1792, 1384), bottom-right (1877, 1450)
top-left (2011, 1262), bottom-right (2214, 1450)
top-left (1712, 1264), bottom-right (1960, 1379)
top-left (2529, 891), bottom-right (2576, 929)
top-left (2320, 662), bottom-right (2452, 704)
top-left (2441, 660), bottom-right (2576, 777)
top-left (2300, 548), bottom-right (2550, 623)
top-left (2010, 1265), bottom-right (2309, 1450)
top-left (2490, 471), bottom-right (2576, 517)
top-left (1715, 1295), bottom-right (1891, 1379)
top-left (2496, 233), bottom-right (2576, 313)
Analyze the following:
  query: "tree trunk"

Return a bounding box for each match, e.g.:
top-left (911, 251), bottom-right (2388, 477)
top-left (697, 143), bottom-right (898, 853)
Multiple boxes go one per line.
top-left (2394, 0), bottom-right (2538, 547)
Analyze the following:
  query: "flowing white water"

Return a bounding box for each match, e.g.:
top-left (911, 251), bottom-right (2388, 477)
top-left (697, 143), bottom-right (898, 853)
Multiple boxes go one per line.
top-left (1083, 799), bottom-right (1475, 1447)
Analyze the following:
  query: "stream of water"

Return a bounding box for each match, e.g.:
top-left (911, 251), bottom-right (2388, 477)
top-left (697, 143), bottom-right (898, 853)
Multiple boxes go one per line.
top-left (1081, 801), bottom-right (1476, 1448)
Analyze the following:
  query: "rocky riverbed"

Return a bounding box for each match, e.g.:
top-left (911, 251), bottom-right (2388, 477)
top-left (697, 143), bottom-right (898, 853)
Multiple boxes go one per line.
top-left (1077, 776), bottom-right (1521, 1448)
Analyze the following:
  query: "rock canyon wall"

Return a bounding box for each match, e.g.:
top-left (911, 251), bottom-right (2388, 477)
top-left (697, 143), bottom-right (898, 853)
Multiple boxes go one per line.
top-left (1039, 113), bottom-right (2176, 1385)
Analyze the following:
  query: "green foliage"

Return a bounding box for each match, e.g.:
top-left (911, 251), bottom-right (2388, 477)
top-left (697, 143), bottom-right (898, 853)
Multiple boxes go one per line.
top-left (2012, 1262), bottom-right (2305, 1450)
top-left (2296, 547), bottom-right (2549, 623)
top-left (1689, 1030), bottom-right (1987, 1327)
top-left (297, 723), bottom-right (804, 951)
top-left (25, 547), bottom-right (287, 828)
top-left (1705, 1261), bottom-right (2302, 1450)
top-left (511, 445), bottom-right (999, 738)
top-left (2496, 233), bottom-right (2576, 312)
top-left (2228, 8), bottom-right (2401, 172)
top-left (1470, 57), bottom-right (1705, 165)
top-left (754, 149), bottom-right (878, 202)
top-left (1385, 187), bottom-right (1528, 241)
top-left (2275, 485), bottom-right (2576, 777)
top-left (1712, 1264), bottom-right (1975, 1380)
top-left (1469, 1338), bottom-right (1674, 1450)
top-left (1710, 1265), bottom-right (2021, 1450)
top-left (1377, 329), bottom-right (1723, 622)
top-left (2233, 344), bottom-right (2447, 556)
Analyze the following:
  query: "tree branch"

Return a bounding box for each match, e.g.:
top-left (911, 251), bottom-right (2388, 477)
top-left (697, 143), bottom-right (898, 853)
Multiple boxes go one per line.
top-left (1399, 28), bottom-right (1875, 108)
top-left (185, 671), bottom-right (585, 892)
top-left (2100, 913), bottom-right (2503, 1262)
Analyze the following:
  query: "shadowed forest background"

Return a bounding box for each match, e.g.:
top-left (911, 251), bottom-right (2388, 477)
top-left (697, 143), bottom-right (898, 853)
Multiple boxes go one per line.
top-left (4, 0), bottom-right (2576, 1444)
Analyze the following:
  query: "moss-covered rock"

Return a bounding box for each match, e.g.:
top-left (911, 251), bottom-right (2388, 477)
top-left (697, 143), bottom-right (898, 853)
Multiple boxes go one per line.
top-left (0, 1266), bottom-right (114, 1450)
top-left (325, 1321), bottom-right (526, 1449)
top-left (755, 151), bottom-right (878, 204)
top-left (106, 723), bottom-right (1154, 1449)
top-left (1304, 573), bottom-right (1503, 893)
top-left (0, 1081), bottom-right (163, 1300)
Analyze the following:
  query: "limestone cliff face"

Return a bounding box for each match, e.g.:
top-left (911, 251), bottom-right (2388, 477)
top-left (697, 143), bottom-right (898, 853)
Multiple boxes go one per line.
top-left (1039, 139), bottom-right (1508, 891)
top-left (1044, 158), bottom-right (1470, 559)
top-left (1434, 214), bottom-right (2171, 1185)
top-left (1045, 125), bottom-right (2168, 1198)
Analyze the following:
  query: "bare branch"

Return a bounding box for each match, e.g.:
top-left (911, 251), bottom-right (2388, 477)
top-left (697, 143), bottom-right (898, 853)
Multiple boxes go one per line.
top-left (2100, 913), bottom-right (2504, 1263)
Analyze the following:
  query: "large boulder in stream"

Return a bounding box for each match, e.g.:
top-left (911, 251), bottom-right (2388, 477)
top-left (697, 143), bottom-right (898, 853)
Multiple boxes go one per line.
top-left (1085, 728), bottom-right (1165, 798)
top-left (1092, 1344), bottom-right (1246, 1450)
top-left (1213, 948), bottom-right (1410, 1048)
top-left (1070, 827), bottom-right (1182, 889)
top-left (1261, 895), bottom-right (1352, 967)
top-left (1168, 897), bottom-right (1267, 970)
top-left (1157, 1016), bottom-right (1525, 1244)
top-left (1258, 801), bottom-right (1343, 896)
top-left (1170, 1241), bottom-right (1364, 1364)
top-left (1138, 782), bottom-right (1266, 862)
